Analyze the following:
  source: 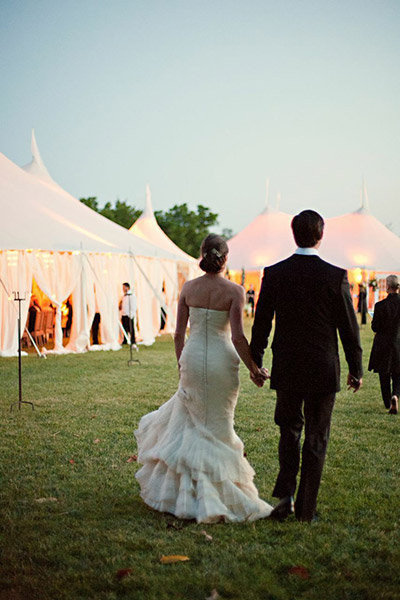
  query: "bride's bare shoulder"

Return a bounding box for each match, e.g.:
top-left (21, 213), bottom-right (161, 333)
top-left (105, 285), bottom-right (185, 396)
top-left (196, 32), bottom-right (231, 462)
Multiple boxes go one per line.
top-left (224, 278), bottom-right (245, 292)
top-left (183, 275), bottom-right (205, 289)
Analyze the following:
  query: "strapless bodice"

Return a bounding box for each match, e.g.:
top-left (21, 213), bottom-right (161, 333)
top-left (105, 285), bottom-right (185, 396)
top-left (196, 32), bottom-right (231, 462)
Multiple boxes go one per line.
top-left (188, 307), bottom-right (230, 337)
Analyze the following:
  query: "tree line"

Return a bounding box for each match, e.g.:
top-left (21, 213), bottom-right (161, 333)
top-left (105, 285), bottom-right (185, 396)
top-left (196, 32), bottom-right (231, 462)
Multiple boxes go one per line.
top-left (79, 197), bottom-right (233, 257)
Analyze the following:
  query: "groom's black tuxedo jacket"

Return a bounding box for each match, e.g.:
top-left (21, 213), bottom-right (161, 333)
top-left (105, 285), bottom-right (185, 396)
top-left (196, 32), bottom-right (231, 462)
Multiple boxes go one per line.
top-left (250, 254), bottom-right (363, 395)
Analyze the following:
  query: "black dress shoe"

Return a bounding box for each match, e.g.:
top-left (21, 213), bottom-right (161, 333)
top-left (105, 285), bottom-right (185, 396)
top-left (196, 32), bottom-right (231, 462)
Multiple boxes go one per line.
top-left (296, 512), bottom-right (319, 523)
top-left (269, 496), bottom-right (294, 521)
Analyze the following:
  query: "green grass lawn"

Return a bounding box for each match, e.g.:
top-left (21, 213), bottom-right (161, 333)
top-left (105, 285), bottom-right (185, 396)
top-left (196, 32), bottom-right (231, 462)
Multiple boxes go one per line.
top-left (0, 318), bottom-right (399, 600)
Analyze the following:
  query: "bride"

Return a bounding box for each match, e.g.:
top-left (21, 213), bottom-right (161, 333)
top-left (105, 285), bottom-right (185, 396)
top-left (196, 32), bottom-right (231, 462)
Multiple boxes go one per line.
top-left (134, 234), bottom-right (272, 523)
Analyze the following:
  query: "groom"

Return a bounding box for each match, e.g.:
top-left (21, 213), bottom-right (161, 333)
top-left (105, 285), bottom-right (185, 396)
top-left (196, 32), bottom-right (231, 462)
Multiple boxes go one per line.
top-left (250, 210), bottom-right (363, 522)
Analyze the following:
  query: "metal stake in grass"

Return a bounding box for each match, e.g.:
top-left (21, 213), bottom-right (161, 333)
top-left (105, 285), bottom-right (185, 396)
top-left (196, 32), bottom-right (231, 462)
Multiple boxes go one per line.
top-left (127, 291), bottom-right (140, 367)
top-left (10, 292), bottom-right (34, 411)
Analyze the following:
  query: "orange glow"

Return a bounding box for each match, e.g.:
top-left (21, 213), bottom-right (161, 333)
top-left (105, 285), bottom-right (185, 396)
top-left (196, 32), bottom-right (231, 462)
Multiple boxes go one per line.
top-left (353, 268), bottom-right (363, 284)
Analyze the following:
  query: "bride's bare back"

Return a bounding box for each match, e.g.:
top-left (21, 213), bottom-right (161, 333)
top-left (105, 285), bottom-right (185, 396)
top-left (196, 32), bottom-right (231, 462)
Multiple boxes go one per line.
top-left (183, 273), bottom-right (243, 312)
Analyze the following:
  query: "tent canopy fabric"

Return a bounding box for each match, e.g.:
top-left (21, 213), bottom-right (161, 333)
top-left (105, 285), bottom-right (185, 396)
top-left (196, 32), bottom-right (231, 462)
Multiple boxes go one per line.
top-left (227, 207), bottom-right (296, 271)
top-left (129, 185), bottom-right (196, 263)
top-left (321, 207), bottom-right (400, 271)
top-left (227, 199), bottom-right (400, 273)
top-left (0, 151), bottom-right (181, 259)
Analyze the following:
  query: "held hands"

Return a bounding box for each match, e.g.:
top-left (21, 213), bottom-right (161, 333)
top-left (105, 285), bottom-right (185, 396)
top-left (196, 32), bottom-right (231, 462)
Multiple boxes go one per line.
top-left (347, 373), bottom-right (362, 393)
top-left (250, 367), bottom-right (270, 388)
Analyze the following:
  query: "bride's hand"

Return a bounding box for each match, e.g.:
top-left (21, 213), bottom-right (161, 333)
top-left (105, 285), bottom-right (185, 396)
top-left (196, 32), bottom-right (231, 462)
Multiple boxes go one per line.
top-left (250, 367), bottom-right (269, 387)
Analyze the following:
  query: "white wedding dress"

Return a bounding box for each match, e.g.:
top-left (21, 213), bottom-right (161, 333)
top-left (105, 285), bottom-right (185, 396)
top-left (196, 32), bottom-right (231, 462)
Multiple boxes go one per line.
top-left (134, 307), bottom-right (272, 523)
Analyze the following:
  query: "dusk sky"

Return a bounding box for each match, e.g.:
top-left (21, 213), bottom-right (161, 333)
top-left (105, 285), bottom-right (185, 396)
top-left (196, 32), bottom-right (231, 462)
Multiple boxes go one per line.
top-left (1, 1), bottom-right (399, 234)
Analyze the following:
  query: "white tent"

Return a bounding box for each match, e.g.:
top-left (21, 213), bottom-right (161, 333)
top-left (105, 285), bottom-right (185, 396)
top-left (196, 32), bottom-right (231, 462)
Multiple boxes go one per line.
top-left (226, 186), bottom-right (400, 291)
top-left (227, 205), bottom-right (295, 271)
top-left (129, 185), bottom-right (199, 333)
top-left (0, 135), bottom-right (192, 356)
top-left (321, 196), bottom-right (400, 272)
top-left (130, 185), bottom-right (196, 262)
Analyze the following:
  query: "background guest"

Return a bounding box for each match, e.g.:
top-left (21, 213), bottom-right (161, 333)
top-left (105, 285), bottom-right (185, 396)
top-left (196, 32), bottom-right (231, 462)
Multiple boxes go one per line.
top-left (246, 284), bottom-right (256, 317)
top-left (119, 282), bottom-right (137, 346)
top-left (368, 274), bottom-right (400, 414)
top-left (28, 294), bottom-right (41, 332)
top-left (357, 283), bottom-right (368, 325)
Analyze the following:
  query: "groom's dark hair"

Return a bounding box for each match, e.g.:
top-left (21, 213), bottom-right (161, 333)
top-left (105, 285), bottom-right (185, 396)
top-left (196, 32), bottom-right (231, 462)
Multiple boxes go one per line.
top-left (291, 210), bottom-right (324, 248)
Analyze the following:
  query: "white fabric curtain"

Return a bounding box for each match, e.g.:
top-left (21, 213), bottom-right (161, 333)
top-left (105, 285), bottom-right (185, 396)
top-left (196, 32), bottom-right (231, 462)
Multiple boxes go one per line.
top-left (0, 250), bottom-right (33, 357)
top-left (65, 254), bottom-right (95, 353)
top-left (132, 256), bottom-right (163, 345)
top-left (31, 252), bottom-right (82, 353)
top-left (86, 253), bottom-right (121, 351)
top-left (160, 260), bottom-right (179, 334)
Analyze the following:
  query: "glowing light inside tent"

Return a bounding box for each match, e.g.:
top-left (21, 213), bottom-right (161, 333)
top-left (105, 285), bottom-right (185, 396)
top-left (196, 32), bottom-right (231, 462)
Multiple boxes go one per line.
top-left (352, 253), bottom-right (370, 267)
top-left (353, 268), bottom-right (363, 284)
top-left (6, 250), bottom-right (18, 266)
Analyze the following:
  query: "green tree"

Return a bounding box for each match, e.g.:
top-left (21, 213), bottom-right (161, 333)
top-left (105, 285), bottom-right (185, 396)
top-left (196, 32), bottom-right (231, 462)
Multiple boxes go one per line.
top-left (79, 197), bottom-right (142, 229)
top-left (154, 204), bottom-right (219, 257)
top-left (80, 197), bottom-right (100, 211)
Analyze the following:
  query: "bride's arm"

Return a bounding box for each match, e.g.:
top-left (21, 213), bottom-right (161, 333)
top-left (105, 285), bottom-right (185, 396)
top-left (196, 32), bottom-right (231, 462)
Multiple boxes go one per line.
top-left (229, 287), bottom-right (266, 386)
top-left (174, 285), bottom-right (189, 365)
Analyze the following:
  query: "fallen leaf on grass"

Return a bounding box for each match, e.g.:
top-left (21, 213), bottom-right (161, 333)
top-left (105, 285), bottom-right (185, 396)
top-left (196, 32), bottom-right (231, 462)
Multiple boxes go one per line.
top-left (116, 568), bottom-right (133, 580)
top-left (35, 497), bottom-right (58, 503)
top-left (160, 555), bottom-right (190, 564)
top-left (69, 459), bottom-right (75, 464)
top-left (126, 455), bottom-right (137, 463)
top-left (205, 590), bottom-right (220, 600)
top-left (93, 438), bottom-right (101, 444)
top-left (200, 530), bottom-right (213, 541)
top-left (288, 565), bottom-right (310, 579)
top-left (90, 414), bottom-right (97, 419)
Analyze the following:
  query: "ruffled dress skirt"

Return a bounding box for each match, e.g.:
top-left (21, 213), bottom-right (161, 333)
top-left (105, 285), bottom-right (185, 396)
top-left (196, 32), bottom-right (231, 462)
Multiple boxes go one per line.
top-left (134, 307), bottom-right (272, 523)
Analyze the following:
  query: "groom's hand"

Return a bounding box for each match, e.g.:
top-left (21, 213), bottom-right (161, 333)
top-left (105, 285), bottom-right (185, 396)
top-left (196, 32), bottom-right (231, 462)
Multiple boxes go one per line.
top-left (347, 373), bottom-right (362, 392)
top-left (250, 367), bottom-right (270, 387)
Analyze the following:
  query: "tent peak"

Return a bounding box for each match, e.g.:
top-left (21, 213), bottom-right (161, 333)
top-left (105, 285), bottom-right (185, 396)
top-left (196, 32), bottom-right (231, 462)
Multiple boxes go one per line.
top-left (265, 178), bottom-right (270, 209)
top-left (357, 178), bottom-right (370, 213)
top-left (143, 184), bottom-right (154, 218)
top-left (22, 129), bottom-right (55, 184)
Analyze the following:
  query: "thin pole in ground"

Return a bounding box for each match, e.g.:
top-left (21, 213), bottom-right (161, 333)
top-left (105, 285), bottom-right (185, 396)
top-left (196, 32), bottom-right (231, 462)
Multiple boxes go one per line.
top-left (10, 292), bottom-right (34, 411)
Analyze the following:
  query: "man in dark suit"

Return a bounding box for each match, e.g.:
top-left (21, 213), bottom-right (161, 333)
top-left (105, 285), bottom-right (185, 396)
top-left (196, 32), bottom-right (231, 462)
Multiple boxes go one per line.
top-left (368, 274), bottom-right (400, 414)
top-left (250, 210), bottom-right (363, 522)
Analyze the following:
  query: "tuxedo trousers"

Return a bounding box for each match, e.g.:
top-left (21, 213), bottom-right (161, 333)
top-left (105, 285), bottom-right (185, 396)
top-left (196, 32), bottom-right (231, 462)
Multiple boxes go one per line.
top-left (378, 372), bottom-right (400, 409)
top-left (121, 316), bottom-right (136, 344)
top-left (272, 389), bottom-right (336, 521)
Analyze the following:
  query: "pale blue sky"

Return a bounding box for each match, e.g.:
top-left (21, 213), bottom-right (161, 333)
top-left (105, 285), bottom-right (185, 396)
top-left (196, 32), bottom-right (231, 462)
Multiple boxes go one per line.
top-left (1, 0), bottom-right (399, 233)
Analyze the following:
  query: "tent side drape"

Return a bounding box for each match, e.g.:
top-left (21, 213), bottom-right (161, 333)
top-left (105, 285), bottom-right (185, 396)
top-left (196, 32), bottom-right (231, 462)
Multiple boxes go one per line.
top-left (0, 250), bottom-right (32, 357)
top-left (31, 252), bottom-right (82, 353)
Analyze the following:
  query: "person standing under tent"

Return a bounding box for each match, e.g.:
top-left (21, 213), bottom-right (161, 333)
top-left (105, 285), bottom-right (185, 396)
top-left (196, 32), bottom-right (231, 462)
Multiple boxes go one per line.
top-left (368, 275), bottom-right (400, 414)
top-left (357, 284), bottom-right (368, 325)
top-left (119, 282), bottom-right (137, 347)
top-left (28, 294), bottom-right (41, 332)
top-left (246, 285), bottom-right (256, 318)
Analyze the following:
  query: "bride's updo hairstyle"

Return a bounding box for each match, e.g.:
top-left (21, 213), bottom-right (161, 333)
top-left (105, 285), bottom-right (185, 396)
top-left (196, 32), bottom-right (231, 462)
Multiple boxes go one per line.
top-left (199, 234), bottom-right (229, 274)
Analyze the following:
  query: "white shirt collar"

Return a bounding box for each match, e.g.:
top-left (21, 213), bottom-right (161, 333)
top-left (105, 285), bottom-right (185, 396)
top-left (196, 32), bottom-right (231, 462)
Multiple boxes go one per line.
top-left (295, 247), bottom-right (319, 256)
